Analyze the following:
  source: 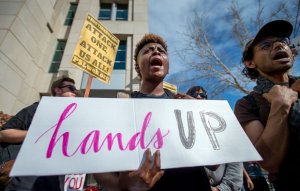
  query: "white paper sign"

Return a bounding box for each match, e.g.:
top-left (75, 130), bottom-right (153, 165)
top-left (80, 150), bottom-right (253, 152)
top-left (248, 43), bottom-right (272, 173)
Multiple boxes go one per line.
top-left (11, 97), bottom-right (261, 176)
top-left (64, 174), bottom-right (86, 191)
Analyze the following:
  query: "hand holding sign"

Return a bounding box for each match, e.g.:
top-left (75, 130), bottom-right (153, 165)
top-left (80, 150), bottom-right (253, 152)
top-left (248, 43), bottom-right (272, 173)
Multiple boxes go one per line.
top-left (118, 149), bottom-right (164, 191)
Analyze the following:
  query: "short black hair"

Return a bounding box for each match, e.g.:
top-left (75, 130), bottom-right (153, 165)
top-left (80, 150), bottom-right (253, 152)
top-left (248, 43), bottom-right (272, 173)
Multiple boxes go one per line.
top-left (134, 34), bottom-right (168, 79)
top-left (51, 76), bottom-right (75, 96)
top-left (186, 86), bottom-right (207, 99)
top-left (241, 39), bottom-right (260, 79)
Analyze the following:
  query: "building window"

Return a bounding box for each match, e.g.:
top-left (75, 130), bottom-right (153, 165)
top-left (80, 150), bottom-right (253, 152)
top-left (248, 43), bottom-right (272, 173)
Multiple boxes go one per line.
top-left (64, 2), bottom-right (78, 26)
top-left (114, 40), bottom-right (126, 70)
top-left (98, 3), bottom-right (128, 21)
top-left (49, 40), bottom-right (66, 73)
top-left (98, 3), bottom-right (111, 20)
top-left (116, 4), bottom-right (128, 20)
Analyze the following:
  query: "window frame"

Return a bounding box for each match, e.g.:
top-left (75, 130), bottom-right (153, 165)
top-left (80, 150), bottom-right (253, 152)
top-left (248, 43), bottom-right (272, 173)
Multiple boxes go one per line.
top-left (98, 3), bottom-right (112, 20)
top-left (64, 2), bottom-right (78, 26)
top-left (49, 40), bottom-right (67, 73)
top-left (98, 2), bottom-right (128, 21)
top-left (113, 40), bottom-right (127, 70)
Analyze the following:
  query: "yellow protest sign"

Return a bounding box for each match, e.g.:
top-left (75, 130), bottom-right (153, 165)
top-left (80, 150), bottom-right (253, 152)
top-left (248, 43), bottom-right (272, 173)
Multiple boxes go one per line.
top-left (71, 14), bottom-right (120, 84)
top-left (163, 81), bottom-right (177, 94)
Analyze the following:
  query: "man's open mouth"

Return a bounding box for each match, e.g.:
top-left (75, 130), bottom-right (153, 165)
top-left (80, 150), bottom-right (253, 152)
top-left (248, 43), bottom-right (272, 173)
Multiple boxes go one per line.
top-left (272, 51), bottom-right (289, 61)
top-left (150, 57), bottom-right (163, 66)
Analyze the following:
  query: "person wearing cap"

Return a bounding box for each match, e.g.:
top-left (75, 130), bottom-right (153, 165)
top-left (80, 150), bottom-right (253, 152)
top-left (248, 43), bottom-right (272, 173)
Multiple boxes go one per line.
top-left (93, 34), bottom-right (211, 191)
top-left (234, 20), bottom-right (300, 190)
top-left (0, 76), bottom-right (78, 191)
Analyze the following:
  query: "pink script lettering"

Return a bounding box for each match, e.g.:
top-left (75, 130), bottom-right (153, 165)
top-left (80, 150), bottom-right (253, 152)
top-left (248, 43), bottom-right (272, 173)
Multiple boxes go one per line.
top-left (35, 103), bottom-right (170, 158)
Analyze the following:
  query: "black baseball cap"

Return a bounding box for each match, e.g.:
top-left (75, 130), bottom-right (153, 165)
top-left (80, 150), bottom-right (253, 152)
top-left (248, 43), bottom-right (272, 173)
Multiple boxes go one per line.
top-left (242, 20), bottom-right (293, 62)
top-left (251, 20), bottom-right (293, 46)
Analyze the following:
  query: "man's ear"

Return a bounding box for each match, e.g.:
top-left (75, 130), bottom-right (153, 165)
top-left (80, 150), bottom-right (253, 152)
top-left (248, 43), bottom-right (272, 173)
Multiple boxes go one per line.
top-left (244, 60), bottom-right (256, 69)
top-left (135, 62), bottom-right (142, 79)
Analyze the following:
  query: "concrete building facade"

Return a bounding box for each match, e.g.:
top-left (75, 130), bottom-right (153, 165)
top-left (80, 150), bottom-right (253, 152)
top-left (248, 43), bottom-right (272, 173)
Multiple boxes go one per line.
top-left (0, 0), bottom-right (148, 115)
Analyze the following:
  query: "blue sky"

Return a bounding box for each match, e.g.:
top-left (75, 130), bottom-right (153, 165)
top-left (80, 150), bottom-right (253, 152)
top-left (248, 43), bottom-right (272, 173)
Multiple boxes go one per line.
top-left (148, 0), bottom-right (300, 108)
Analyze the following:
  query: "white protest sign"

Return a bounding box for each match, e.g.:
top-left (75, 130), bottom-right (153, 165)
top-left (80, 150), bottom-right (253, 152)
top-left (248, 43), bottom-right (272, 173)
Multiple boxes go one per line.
top-left (10, 97), bottom-right (261, 176)
top-left (64, 174), bottom-right (86, 191)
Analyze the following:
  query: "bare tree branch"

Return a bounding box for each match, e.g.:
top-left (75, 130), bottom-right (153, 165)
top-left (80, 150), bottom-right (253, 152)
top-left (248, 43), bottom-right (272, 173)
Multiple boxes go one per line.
top-left (172, 0), bottom-right (300, 97)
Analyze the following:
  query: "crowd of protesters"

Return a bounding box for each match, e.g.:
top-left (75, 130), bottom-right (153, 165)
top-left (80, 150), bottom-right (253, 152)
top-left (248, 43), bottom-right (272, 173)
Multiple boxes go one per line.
top-left (1, 19), bottom-right (298, 191)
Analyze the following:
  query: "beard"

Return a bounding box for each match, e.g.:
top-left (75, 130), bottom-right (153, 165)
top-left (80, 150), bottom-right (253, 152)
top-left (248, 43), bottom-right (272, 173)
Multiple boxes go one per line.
top-left (269, 64), bottom-right (293, 76)
top-left (260, 60), bottom-right (293, 76)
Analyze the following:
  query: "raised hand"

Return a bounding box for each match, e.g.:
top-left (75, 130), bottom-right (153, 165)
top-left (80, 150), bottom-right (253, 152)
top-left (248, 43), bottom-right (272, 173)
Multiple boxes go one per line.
top-left (119, 149), bottom-right (164, 191)
top-left (263, 85), bottom-right (298, 108)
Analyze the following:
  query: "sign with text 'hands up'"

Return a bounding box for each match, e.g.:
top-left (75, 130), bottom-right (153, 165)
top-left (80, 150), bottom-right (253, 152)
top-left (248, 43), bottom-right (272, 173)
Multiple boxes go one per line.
top-left (71, 14), bottom-right (120, 84)
top-left (10, 97), bottom-right (261, 176)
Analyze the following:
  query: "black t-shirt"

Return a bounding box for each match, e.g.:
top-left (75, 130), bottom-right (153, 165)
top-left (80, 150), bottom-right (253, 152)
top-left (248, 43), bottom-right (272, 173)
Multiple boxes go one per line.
top-left (131, 90), bottom-right (211, 191)
top-left (1, 102), bottom-right (39, 162)
top-left (130, 89), bottom-right (175, 99)
top-left (235, 93), bottom-right (300, 191)
top-left (151, 166), bottom-right (211, 191)
top-left (2, 102), bottom-right (39, 131)
top-left (1, 102), bottom-right (62, 191)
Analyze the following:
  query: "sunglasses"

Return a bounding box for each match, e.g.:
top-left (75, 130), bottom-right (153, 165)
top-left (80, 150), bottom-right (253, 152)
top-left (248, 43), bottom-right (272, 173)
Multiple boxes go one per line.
top-left (59, 84), bottom-right (77, 92)
top-left (190, 92), bottom-right (207, 99)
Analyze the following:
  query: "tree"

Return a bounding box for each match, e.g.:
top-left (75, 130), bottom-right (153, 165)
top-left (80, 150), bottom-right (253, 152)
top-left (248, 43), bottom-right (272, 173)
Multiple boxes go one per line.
top-left (173, 0), bottom-right (300, 96)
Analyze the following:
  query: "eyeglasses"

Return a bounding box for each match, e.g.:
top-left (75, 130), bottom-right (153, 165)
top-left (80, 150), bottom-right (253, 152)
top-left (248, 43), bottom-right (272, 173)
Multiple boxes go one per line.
top-left (59, 84), bottom-right (77, 92)
top-left (257, 37), bottom-right (290, 50)
top-left (189, 92), bottom-right (207, 99)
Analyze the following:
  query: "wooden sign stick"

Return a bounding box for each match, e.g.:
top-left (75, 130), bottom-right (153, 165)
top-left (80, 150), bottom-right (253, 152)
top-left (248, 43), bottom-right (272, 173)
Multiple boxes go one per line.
top-left (84, 75), bottom-right (93, 97)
